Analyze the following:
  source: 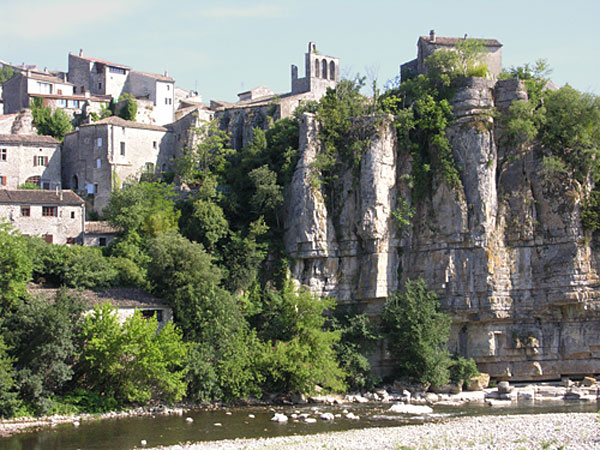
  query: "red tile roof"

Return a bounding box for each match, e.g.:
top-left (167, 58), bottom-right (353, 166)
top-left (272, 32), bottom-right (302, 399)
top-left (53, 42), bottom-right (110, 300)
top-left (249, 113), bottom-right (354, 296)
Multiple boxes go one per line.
top-left (80, 116), bottom-right (168, 132)
top-left (132, 70), bottom-right (174, 82)
top-left (419, 36), bottom-right (502, 47)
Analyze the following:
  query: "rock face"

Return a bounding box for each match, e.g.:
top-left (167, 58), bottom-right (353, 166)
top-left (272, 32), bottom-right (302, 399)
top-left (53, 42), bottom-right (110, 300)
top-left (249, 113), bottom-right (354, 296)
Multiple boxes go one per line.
top-left (283, 78), bottom-right (600, 381)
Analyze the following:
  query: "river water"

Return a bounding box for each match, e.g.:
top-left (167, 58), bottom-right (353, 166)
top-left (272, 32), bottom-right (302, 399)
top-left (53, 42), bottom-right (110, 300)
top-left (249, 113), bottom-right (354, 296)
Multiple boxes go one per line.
top-left (2, 401), bottom-right (598, 450)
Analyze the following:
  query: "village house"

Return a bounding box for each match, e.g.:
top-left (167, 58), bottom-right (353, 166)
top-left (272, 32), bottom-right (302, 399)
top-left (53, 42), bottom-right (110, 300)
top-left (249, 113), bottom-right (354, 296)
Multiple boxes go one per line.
top-left (68, 50), bottom-right (175, 126)
top-left (400, 30), bottom-right (503, 82)
top-left (83, 220), bottom-right (118, 247)
top-left (211, 41), bottom-right (340, 150)
top-left (0, 189), bottom-right (84, 244)
top-left (0, 133), bottom-right (61, 189)
top-left (1, 68), bottom-right (110, 118)
top-left (28, 284), bottom-right (173, 330)
top-left (62, 116), bottom-right (175, 212)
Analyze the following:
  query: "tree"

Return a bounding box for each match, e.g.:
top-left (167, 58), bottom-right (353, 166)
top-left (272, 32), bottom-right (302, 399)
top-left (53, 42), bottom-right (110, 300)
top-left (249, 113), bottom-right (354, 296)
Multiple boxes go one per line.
top-left (3, 289), bottom-right (84, 414)
top-left (78, 304), bottom-right (188, 404)
top-left (0, 336), bottom-right (20, 418)
top-left (117, 94), bottom-right (138, 121)
top-left (381, 278), bottom-right (451, 387)
top-left (104, 181), bottom-right (180, 240)
top-left (250, 281), bottom-right (346, 395)
top-left (0, 66), bottom-right (16, 83)
top-left (0, 225), bottom-right (33, 313)
top-left (175, 120), bottom-right (234, 184)
top-left (31, 99), bottom-right (73, 141)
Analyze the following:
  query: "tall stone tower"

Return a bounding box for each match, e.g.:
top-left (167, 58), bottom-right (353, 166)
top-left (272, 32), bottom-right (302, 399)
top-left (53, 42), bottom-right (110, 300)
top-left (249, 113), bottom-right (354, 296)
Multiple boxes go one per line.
top-left (291, 42), bottom-right (339, 98)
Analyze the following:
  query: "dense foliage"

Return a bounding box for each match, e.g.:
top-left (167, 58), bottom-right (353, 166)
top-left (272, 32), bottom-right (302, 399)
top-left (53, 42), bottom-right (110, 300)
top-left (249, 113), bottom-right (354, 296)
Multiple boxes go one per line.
top-left (30, 97), bottom-right (73, 141)
top-left (117, 93), bottom-right (138, 122)
top-left (382, 278), bottom-right (452, 387)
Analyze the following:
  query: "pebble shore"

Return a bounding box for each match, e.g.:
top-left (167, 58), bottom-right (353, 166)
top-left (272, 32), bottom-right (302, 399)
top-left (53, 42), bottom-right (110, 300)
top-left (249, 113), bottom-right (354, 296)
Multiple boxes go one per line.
top-left (150, 413), bottom-right (600, 450)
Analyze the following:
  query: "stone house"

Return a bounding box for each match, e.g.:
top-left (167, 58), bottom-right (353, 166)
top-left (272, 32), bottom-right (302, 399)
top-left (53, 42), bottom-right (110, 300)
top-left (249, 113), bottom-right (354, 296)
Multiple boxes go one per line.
top-left (83, 220), bottom-right (118, 247)
top-left (28, 285), bottom-right (173, 331)
top-left (400, 30), bottom-right (503, 81)
top-left (62, 116), bottom-right (174, 212)
top-left (68, 50), bottom-right (175, 125)
top-left (0, 189), bottom-right (84, 244)
top-left (0, 134), bottom-right (61, 189)
top-left (1, 69), bottom-right (109, 118)
top-left (211, 41), bottom-right (340, 150)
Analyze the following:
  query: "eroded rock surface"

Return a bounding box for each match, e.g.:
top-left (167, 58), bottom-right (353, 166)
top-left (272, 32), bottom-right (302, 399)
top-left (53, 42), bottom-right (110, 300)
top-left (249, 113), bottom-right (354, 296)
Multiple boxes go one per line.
top-left (284, 78), bottom-right (600, 381)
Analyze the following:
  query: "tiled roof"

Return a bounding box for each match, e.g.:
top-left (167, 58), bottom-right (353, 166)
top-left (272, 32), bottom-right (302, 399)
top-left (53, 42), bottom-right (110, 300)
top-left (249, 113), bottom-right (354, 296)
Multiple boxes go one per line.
top-left (85, 221), bottom-right (120, 234)
top-left (28, 284), bottom-right (167, 308)
top-left (71, 53), bottom-right (130, 70)
top-left (27, 72), bottom-right (72, 85)
top-left (132, 70), bottom-right (174, 82)
top-left (0, 189), bottom-right (84, 206)
top-left (0, 134), bottom-right (59, 145)
top-left (420, 36), bottom-right (502, 47)
top-left (80, 116), bottom-right (168, 132)
top-left (29, 93), bottom-right (110, 102)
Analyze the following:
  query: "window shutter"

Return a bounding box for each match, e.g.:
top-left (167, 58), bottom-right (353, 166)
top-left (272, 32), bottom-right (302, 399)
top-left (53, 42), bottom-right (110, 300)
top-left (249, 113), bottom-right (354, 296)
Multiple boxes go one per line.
top-left (33, 156), bottom-right (37, 166)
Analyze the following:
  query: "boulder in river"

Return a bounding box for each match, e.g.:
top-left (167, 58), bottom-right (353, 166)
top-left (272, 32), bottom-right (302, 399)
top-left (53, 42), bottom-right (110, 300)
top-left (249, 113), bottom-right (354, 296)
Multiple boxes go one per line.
top-left (388, 404), bottom-right (433, 414)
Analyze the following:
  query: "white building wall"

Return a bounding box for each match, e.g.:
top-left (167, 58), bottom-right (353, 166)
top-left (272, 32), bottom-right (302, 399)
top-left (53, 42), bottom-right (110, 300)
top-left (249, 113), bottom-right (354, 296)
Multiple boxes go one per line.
top-left (0, 142), bottom-right (61, 189)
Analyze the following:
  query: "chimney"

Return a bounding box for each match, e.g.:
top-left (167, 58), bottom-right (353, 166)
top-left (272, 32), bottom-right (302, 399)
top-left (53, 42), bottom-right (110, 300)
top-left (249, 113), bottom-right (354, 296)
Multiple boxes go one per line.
top-left (164, 69), bottom-right (168, 77)
top-left (429, 29), bottom-right (436, 42)
top-left (79, 49), bottom-right (83, 57)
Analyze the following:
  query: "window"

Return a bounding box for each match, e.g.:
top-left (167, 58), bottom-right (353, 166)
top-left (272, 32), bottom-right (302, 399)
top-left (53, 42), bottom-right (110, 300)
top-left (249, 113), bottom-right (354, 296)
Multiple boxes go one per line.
top-left (37, 82), bottom-right (52, 94)
top-left (94, 183), bottom-right (98, 194)
top-left (165, 98), bottom-right (168, 105)
top-left (145, 162), bottom-right (155, 173)
top-left (70, 211), bottom-right (75, 219)
top-left (1, 149), bottom-right (6, 161)
top-left (167, 85), bottom-right (170, 91)
top-left (57, 99), bottom-right (67, 107)
top-left (73, 87), bottom-right (77, 94)
top-left (33, 156), bottom-right (48, 166)
top-left (120, 142), bottom-right (125, 156)
top-left (152, 141), bottom-right (157, 149)
top-left (141, 309), bottom-right (163, 322)
top-left (44, 234), bottom-right (53, 243)
top-left (96, 137), bottom-right (102, 147)
top-left (66, 237), bottom-right (76, 245)
top-left (98, 82), bottom-right (102, 90)
top-left (42, 182), bottom-right (50, 190)
top-left (109, 66), bottom-right (126, 75)
top-left (99, 237), bottom-right (107, 247)
top-left (96, 158), bottom-right (101, 168)
top-left (0, 176), bottom-right (6, 186)
top-left (26, 176), bottom-right (40, 186)
top-left (57, 89), bottom-right (62, 95)
top-left (21, 206), bottom-right (30, 216)
top-left (68, 100), bottom-right (80, 108)
top-left (168, 98), bottom-right (172, 105)
top-left (42, 206), bottom-right (57, 217)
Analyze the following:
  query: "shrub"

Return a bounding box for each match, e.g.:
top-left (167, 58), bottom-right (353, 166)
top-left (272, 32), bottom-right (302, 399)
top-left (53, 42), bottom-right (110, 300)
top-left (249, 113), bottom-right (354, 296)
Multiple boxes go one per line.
top-left (381, 278), bottom-right (451, 387)
top-left (449, 356), bottom-right (480, 388)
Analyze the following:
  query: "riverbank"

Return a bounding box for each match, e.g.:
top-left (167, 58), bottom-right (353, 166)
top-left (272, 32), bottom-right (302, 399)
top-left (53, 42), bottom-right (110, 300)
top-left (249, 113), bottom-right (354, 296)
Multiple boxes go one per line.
top-left (150, 412), bottom-right (600, 449)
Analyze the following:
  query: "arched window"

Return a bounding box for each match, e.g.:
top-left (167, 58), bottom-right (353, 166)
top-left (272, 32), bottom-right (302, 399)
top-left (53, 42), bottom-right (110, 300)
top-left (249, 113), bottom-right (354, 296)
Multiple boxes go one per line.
top-left (25, 176), bottom-right (40, 186)
top-left (329, 61), bottom-right (335, 80)
top-left (321, 60), bottom-right (328, 79)
top-left (314, 59), bottom-right (320, 78)
top-left (72, 175), bottom-right (78, 190)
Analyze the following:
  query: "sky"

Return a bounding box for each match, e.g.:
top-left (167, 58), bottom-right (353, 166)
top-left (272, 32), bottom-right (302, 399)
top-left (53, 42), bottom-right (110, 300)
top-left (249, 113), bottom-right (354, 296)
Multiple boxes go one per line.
top-left (1, 0), bottom-right (599, 103)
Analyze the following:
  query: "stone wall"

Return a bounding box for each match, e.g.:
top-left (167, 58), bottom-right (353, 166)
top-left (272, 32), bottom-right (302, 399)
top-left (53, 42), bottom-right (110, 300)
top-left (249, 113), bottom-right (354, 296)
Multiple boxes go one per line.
top-left (284, 78), bottom-right (600, 381)
top-left (0, 136), bottom-right (61, 189)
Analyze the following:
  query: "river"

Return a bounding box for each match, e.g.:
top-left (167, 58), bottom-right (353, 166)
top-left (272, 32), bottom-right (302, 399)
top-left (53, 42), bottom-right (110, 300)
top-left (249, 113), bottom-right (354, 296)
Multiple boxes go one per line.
top-left (1, 401), bottom-right (597, 450)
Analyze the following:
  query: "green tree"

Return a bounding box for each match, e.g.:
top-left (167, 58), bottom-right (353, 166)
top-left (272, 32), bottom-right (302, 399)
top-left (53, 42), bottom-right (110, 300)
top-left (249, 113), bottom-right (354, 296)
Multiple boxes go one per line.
top-left (0, 225), bottom-right (33, 312)
top-left (78, 304), bottom-right (188, 404)
top-left (176, 120), bottom-right (234, 184)
top-left (250, 281), bottom-right (346, 395)
top-left (0, 65), bottom-right (16, 83)
top-left (104, 181), bottom-right (180, 240)
top-left (3, 290), bottom-right (84, 414)
top-left (381, 278), bottom-right (451, 387)
top-left (31, 99), bottom-right (73, 141)
top-left (0, 336), bottom-right (20, 418)
top-left (117, 93), bottom-right (138, 121)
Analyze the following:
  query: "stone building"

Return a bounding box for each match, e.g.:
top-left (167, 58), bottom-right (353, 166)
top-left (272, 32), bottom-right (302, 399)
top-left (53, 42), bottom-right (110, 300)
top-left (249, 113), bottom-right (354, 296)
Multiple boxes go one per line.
top-left (83, 221), bottom-right (119, 247)
top-left (0, 189), bottom-right (84, 244)
top-left (0, 134), bottom-right (61, 189)
top-left (62, 116), bottom-right (174, 212)
top-left (211, 41), bottom-right (340, 150)
top-left (1, 69), bottom-right (109, 118)
top-left (68, 50), bottom-right (175, 125)
top-left (28, 285), bottom-right (173, 330)
top-left (400, 30), bottom-right (503, 81)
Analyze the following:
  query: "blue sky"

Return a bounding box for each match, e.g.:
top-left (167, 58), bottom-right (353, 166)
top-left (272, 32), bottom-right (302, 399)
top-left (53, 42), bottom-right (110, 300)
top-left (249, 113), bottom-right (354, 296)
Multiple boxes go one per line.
top-left (1, 0), bottom-right (598, 103)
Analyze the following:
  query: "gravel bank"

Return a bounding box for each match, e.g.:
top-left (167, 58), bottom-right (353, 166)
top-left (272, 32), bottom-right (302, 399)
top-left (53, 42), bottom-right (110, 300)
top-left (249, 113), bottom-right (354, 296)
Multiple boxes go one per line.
top-left (150, 413), bottom-right (600, 450)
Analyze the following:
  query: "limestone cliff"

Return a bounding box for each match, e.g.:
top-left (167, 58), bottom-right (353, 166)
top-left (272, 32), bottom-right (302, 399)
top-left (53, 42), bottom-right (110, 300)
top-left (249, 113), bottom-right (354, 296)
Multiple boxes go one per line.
top-left (283, 78), bottom-right (600, 381)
